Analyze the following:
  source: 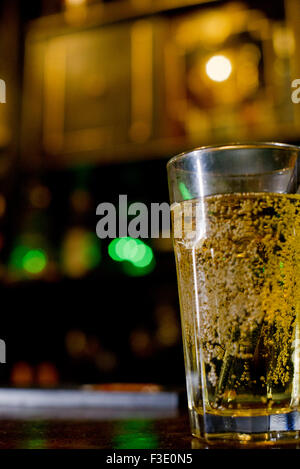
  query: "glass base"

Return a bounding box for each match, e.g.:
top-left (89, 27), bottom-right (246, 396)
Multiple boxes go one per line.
top-left (190, 409), bottom-right (300, 446)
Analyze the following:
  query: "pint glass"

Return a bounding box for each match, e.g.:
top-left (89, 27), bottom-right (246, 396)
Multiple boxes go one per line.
top-left (167, 143), bottom-right (300, 445)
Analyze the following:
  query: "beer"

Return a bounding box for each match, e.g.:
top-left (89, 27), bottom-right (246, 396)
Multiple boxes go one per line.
top-left (172, 193), bottom-right (300, 417)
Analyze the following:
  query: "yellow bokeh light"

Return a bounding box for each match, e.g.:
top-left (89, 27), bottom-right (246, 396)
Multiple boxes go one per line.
top-left (205, 55), bottom-right (232, 82)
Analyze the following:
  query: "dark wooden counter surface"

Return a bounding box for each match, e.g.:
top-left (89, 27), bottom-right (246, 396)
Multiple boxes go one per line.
top-left (0, 412), bottom-right (194, 449)
top-left (1, 412), bottom-right (300, 449)
top-left (0, 389), bottom-right (299, 449)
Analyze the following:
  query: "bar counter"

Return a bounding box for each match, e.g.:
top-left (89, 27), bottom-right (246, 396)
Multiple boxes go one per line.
top-left (0, 412), bottom-right (193, 450)
top-left (0, 387), bottom-right (194, 449)
top-left (0, 388), bottom-right (299, 449)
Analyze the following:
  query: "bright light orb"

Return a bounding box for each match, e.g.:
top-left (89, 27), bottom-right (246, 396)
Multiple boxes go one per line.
top-left (108, 237), bottom-right (155, 275)
top-left (205, 55), bottom-right (232, 82)
top-left (23, 249), bottom-right (47, 274)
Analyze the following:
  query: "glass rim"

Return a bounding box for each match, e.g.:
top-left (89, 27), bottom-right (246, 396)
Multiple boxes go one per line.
top-left (166, 141), bottom-right (300, 169)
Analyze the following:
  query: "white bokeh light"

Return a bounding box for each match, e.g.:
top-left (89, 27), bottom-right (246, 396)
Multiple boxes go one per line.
top-left (205, 55), bottom-right (232, 82)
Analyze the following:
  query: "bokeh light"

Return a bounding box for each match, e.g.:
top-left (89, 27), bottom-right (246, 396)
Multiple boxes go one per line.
top-left (115, 237), bottom-right (129, 261)
top-left (36, 362), bottom-right (59, 387)
top-left (108, 237), bottom-right (155, 275)
top-left (108, 238), bottom-right (122, 262)
top-left (10, 245), bottom-right (48, 276)
top-left (22, 249), bottom-right (47, 274)
top-left (205, 54), bottom-right (232, 82)
top-left (62, 228), bottom-right (101, 278)
top-left (10, 362), bottom-right (34, 387)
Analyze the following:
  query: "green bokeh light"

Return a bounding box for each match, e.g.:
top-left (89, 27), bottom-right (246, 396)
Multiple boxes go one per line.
top-left (132, 243), bottom-right (146, 263)
top-left (133, 246), bottom-right (153, 268)
top-left (115, 238), bottom-right (129, 260)
top-left (108, 238), bottom-right (122, 261)
top-left (108, 237), bottom-right (155, 274)
top-left (22, 249), bottom-right (47, 274)
top-left (123, 238), bottom-right (139, 261)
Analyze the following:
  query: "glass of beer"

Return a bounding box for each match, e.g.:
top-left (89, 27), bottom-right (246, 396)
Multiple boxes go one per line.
top-left (167, 143), bottom-right (300, 445)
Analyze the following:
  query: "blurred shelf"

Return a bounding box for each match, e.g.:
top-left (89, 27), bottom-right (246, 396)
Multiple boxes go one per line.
top-left (22, 0), bottom-right (300, 169)
top-left (28, 0), bottom-right (219, 38)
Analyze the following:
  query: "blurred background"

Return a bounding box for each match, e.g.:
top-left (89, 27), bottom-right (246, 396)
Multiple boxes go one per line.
top-left (0, 0), bottom-right (299, 388)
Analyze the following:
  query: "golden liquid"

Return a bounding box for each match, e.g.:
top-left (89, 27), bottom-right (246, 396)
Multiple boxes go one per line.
top-left (172, 193), bottom-right (300, 417)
